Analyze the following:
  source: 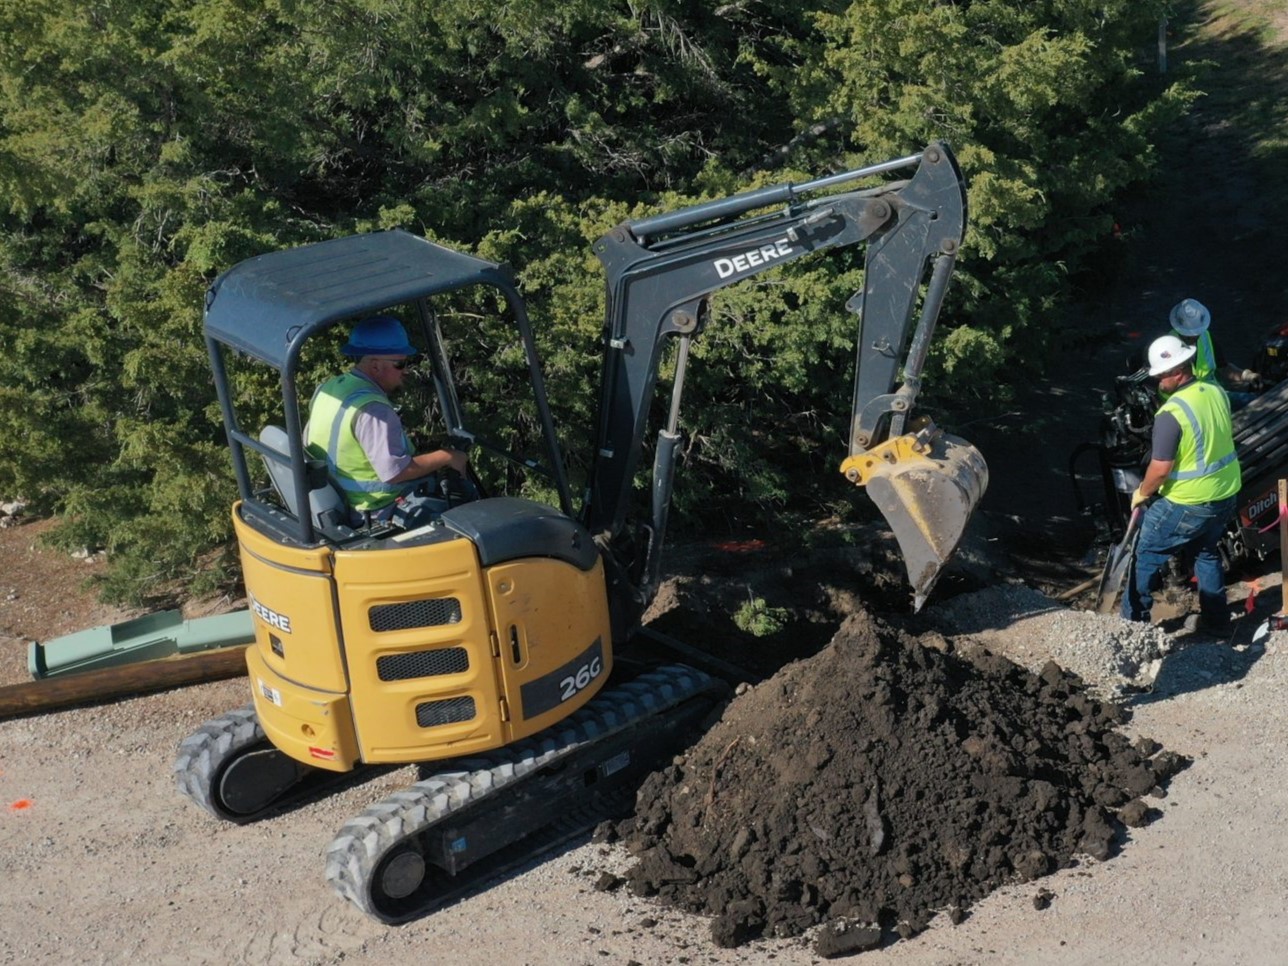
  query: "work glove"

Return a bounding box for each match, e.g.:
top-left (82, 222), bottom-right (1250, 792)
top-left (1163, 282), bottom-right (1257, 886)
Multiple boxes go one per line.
top-left (1130, 486), bottom-right (1149, 510)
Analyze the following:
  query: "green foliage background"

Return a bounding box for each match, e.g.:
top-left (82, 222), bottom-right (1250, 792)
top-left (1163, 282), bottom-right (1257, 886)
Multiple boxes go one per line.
top-left (0, 0), bottom-right (1188, 603)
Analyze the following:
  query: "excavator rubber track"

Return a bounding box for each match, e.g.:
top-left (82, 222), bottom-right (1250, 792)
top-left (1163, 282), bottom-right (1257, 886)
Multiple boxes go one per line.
top-left (173, 705), bottom-right (356, 824)
top-left (324, 664), bottom-right (723, 924)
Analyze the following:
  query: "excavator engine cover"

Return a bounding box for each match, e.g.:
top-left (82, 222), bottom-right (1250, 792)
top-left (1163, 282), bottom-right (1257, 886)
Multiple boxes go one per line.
top-left (842, 427), bottom-right (988, 609)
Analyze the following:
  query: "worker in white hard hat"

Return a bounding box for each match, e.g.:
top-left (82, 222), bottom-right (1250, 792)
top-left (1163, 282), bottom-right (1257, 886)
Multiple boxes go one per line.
top-left (1122, 334), bottom-right (1241, 632)
top-left (1168, 297), bottom-right (1259, 409)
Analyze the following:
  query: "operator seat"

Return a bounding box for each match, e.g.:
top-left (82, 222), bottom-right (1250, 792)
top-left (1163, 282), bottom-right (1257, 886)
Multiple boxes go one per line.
top-left (258, 425), bottom-right (354, 538)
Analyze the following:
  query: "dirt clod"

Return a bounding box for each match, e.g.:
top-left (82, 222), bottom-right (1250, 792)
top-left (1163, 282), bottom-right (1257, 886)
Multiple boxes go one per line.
top-left (623, 610), bottom-right (1185, 947)
top-left (814, 919), bottom-right (883, 958)
top-left (594, 872), bottom-right (625, 892)
top-left (1120, 799), bottom-right (1161, 828)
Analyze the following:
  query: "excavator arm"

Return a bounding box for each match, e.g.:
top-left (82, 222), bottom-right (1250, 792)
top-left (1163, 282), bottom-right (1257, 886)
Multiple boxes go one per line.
top-left (585, 143), bottom-right (985, 625)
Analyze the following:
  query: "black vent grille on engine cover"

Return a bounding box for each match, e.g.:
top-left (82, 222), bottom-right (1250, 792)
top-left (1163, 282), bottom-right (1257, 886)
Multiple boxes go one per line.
top-left (416, 696), bottom-right (476, 728)
top-left (377, 647), bottom-right (470, 681)
top-left (369, 597), bottom-right (463, 632)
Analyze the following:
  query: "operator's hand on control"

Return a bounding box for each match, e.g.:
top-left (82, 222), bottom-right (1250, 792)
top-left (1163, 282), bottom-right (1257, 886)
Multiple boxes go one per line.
top-left (391, 446), bottom-right (468, 486)
top-left (442, 447), bottom-right (468, 474)
top-left (1240, 368), bottom-right (1262, 390)
top-left (1130, 486), bottom-right (1150, 510)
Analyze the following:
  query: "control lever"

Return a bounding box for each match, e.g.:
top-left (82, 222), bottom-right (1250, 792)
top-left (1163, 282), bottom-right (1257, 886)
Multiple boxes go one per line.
top-left (441, 433), bottom-right (479, 506)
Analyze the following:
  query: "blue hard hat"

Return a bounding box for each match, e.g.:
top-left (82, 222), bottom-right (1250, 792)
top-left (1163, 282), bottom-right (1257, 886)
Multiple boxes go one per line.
top-left (341, 315), bottom-right (416, 358)
top-left (1169, 298), bottom-right (1210, 338)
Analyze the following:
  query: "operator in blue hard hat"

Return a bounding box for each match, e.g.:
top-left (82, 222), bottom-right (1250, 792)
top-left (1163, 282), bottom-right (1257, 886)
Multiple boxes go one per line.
top-left (1168, 297), bottom-right (1259, 410)
top-left (306, 315), bottom-right (467, 520)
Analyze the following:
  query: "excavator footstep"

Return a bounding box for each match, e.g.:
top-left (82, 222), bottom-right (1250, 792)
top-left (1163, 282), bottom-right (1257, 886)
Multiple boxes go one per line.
top-left (864, 432), bottom-right (988, 611)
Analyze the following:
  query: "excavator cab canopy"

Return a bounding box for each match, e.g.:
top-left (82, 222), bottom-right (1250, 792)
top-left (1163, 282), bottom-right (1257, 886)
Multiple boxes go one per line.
top-left (203, 230), bottom-right (573, 545)
top-left (205, 231), bottom-right (507, 367)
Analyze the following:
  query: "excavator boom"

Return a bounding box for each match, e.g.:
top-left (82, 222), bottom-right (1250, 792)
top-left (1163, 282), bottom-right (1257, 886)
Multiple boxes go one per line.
top-left (587, 142), bottom-right (985, 615)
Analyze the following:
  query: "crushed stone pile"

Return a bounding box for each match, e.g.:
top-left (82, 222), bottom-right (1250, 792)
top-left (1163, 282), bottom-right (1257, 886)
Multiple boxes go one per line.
top-left (619, 610), bottom-right (1187, 953)
top-left (922, 582), bottom-right (1176, 696)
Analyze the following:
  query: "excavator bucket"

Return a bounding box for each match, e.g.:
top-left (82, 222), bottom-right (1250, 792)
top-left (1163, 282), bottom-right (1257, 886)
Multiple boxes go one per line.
top-left (842, 427), bottom-right (988, 611)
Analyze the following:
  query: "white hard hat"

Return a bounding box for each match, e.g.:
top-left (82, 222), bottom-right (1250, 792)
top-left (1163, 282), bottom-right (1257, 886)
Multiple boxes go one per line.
top-left (1147, 334), bottom-right (1197, 376)
top-left (1169, 298), bottom-right (1210, 337)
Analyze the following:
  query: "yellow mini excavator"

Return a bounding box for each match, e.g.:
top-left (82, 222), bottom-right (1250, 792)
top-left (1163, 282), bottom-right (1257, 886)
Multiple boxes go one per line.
top-left (175, 142), bottom-right (986, 922)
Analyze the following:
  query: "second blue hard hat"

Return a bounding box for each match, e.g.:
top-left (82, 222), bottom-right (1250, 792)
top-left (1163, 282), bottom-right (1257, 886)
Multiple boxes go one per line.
top-left (1169, 298), bottom-right (1210, 338)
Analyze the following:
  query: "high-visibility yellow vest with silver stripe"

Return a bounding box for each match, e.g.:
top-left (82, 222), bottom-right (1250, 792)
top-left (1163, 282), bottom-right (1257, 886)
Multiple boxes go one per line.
top-left (1156, 379), bottom-right (1241, 505)
top-left (306, 371), bottom-right (410, 512)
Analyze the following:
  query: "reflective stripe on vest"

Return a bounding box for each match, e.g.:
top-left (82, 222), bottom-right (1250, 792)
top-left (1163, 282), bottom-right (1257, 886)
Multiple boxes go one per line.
top-left (306, 372), bottom-right (409, 510)
top-left (1157, 380), bottom-right (1241, 504)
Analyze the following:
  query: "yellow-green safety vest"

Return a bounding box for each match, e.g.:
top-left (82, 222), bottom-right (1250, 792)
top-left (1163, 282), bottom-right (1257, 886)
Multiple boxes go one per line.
top-left (1156, 379), bottom-right (1241, 505)
top-left (1160, 331), bottom-right (1217, 402)
top-left (1191, 330), bottom-right (1217, 382)
top-left (306, 371), bottom-right (411, 512)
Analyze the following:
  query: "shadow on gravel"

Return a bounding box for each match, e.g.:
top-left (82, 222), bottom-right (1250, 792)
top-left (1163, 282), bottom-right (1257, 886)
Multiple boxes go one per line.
top-left (1130, 635), bottom-right (1265, 705)
top-left (1131, 574), bottom-right (1287, 704)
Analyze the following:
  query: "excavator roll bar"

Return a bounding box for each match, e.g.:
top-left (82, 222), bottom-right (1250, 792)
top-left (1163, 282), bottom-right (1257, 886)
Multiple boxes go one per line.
top-left (586, 142), bottom-right (986, 621)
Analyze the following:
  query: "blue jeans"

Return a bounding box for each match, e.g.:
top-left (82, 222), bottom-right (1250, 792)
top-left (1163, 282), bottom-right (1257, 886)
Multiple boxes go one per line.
top-left (1229, 391), bottom-right (1256, 413)
top-left (1121, 495), bottom-right (1237, 624)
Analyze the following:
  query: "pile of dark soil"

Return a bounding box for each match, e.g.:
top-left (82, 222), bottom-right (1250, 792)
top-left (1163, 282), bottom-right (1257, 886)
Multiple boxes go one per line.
top-left (619, 610), bottom-right (1188, 953)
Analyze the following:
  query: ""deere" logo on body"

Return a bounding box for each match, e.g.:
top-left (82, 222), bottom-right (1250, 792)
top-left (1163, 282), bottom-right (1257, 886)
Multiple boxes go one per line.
top-left (249, 593), bottom-right (293, 634)
top-left (714, 238), bottom-right (794, 278)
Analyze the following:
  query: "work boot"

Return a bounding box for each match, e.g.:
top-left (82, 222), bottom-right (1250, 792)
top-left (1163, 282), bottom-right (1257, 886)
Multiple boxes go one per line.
top-left (1183, 612), bottom-right (1231, 637)
top-left (1200, 615), bottom-right (1232, 635)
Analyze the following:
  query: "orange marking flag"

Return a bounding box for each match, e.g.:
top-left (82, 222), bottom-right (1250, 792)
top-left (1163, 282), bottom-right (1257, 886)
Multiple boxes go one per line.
top-left (1246, 579), bottom-right (1261, 615)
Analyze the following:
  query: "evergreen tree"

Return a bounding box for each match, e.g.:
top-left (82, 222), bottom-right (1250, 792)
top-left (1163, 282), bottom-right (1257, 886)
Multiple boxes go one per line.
top-left (0, 0), bottom-right (1191, 601)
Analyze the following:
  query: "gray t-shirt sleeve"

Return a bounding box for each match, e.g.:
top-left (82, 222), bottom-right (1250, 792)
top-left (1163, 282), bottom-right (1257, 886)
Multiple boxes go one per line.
top-left (352, 403), bottom-right (413, 481)
top-left (1151, 410), bottom-right (1183, 462)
